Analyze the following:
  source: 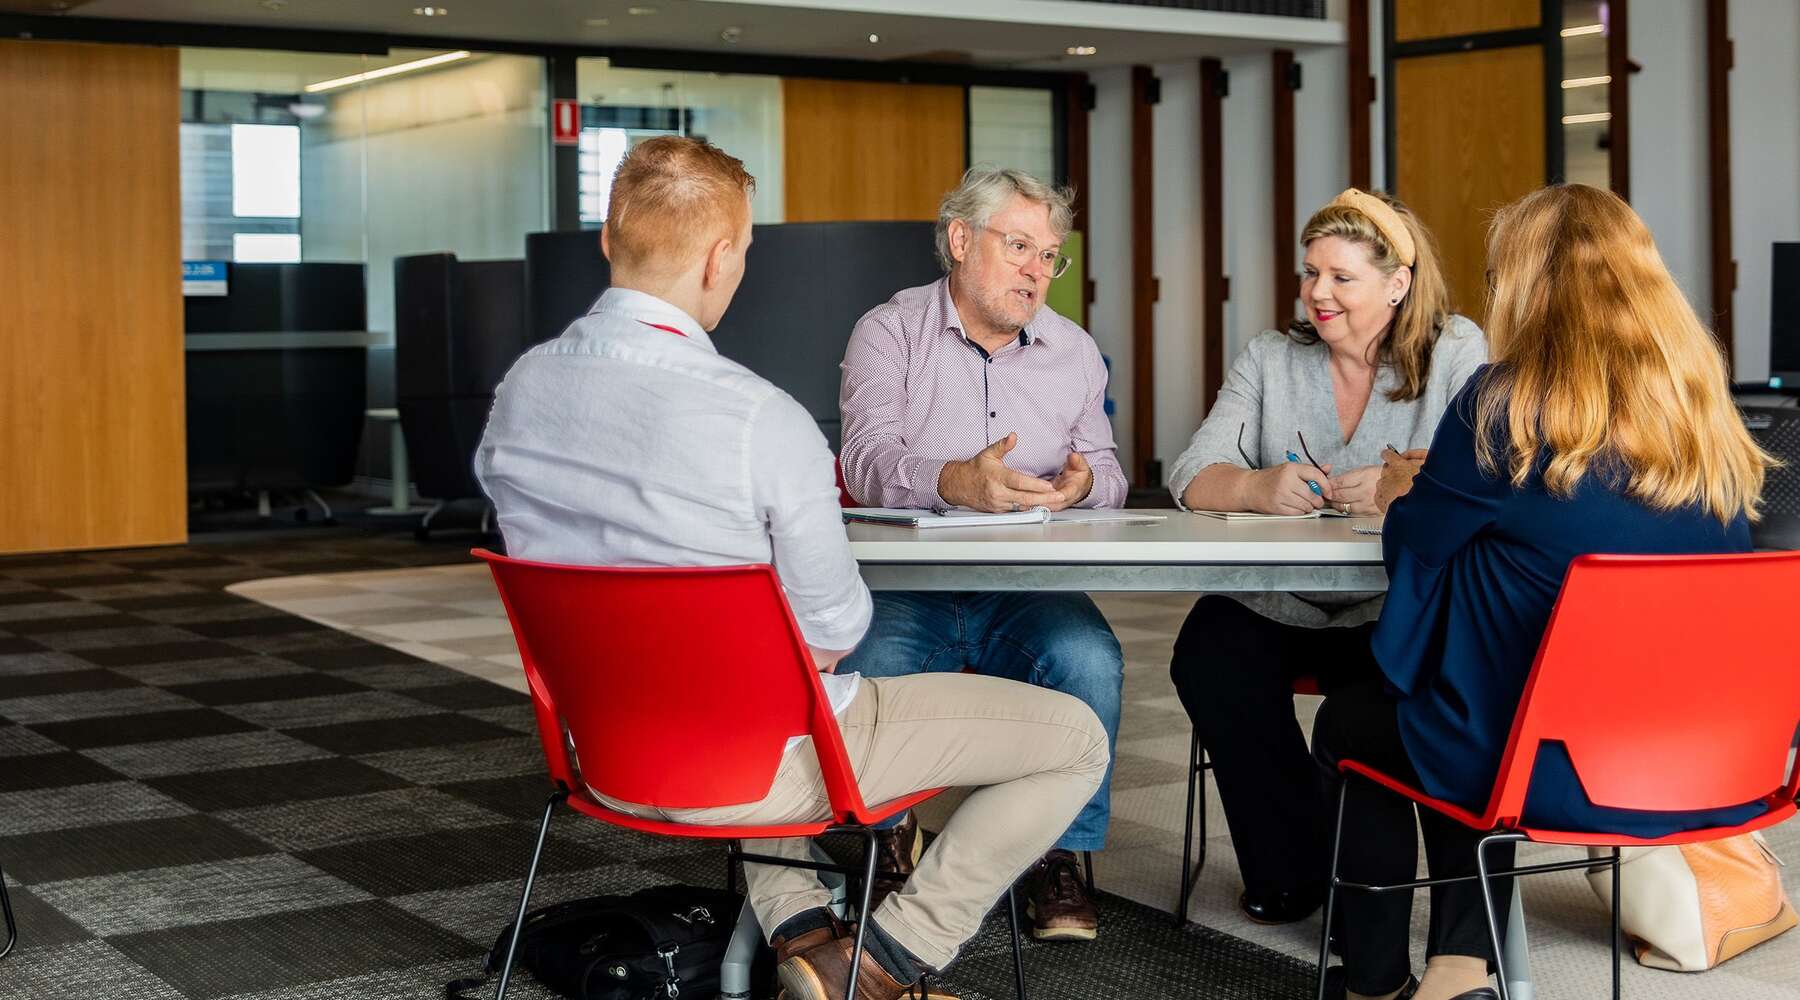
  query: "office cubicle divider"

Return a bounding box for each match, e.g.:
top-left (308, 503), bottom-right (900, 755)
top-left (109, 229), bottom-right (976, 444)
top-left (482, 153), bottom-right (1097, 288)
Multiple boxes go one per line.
top-left (521, 221), bottom-right (940, 452)
top-left (393, 253), bottom-right (529, 530)
top-left (183, 262), bottom-right (369, 504)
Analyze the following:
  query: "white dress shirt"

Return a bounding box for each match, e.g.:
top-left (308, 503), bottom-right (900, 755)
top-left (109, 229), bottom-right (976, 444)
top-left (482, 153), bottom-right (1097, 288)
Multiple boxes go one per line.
top-left (476, 287), bottom-right (870, 728)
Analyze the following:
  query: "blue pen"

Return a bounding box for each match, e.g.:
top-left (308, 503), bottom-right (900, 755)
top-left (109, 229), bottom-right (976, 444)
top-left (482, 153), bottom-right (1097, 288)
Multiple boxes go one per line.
top-left (1285, 451), bottom-right (1324, 495)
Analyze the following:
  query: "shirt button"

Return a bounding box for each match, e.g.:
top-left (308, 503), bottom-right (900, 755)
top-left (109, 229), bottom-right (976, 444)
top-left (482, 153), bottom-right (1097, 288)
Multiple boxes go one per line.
top-left (989, 411), bottom-right (997, 418)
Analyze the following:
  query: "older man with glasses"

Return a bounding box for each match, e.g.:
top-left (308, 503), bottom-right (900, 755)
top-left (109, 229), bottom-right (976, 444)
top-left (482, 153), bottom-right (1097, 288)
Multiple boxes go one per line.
top-left (836, 166), bottom-right (1127, 943)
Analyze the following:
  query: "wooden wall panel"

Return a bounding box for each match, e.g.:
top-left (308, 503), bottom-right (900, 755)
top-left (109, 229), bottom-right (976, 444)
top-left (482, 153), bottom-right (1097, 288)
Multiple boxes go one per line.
top-left (1394, 0), bottom-right (1539, 42)
top-left (782, 78), bottom-right (966, 222)
top-left (1395, 46), bottom-right (1545, 322)
top-left (0, 40), bottom-right (185, 553)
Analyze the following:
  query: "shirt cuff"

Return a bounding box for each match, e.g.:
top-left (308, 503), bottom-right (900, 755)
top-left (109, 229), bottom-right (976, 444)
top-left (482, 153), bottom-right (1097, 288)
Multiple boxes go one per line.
top-left (912, 457), bottom-right (952, 510)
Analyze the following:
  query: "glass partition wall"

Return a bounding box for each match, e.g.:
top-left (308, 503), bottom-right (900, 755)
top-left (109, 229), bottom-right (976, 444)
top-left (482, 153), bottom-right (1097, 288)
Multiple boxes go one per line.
top-left (179, 47), bottom-right (551, 340)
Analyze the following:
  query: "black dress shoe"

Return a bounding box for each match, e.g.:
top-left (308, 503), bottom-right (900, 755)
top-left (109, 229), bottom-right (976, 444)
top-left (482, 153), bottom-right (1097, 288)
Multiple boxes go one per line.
top-left (1444, 991), bottom-right (1498, 999)
top-left (1240, 887), bottom-right (1324, 925)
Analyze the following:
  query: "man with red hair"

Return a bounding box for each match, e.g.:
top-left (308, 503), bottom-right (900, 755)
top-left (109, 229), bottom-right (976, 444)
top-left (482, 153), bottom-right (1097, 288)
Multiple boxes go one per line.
top-left (476, 136), bottom-right (1108, 1000)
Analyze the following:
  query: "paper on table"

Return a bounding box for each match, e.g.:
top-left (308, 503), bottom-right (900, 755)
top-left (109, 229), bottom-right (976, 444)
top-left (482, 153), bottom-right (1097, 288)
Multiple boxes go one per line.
top-left (844, 507), bottom-right (1170, 529)
top-left (844, 506), bottom-right (1052, 528)
top-left (1187, 508), bottom-right (1355, 520)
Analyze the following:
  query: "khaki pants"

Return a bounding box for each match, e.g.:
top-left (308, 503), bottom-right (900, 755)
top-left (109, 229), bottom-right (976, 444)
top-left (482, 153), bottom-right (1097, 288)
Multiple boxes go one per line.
top-left (605, 673), bottom-right (1108, 970)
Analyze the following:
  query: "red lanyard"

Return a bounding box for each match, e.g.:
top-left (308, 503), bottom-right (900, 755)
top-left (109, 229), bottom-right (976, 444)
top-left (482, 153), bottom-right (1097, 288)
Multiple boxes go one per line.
top-left (639, 320), bottom-right (688, 338)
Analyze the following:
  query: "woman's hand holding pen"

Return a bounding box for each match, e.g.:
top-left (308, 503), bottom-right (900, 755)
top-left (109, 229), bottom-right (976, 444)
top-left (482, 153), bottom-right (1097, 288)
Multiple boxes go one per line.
top-left (1375, 446), bottom-right (1429, 512)
top-left (1239, 461), bottom-right (1334, 515)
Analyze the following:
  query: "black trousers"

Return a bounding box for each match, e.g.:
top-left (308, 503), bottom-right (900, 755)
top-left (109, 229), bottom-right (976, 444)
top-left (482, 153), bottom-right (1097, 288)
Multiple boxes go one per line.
top-left (1167, 595), bottom-right (1383, 896)
top-left (1312, 679), bottom-right (1515, 996)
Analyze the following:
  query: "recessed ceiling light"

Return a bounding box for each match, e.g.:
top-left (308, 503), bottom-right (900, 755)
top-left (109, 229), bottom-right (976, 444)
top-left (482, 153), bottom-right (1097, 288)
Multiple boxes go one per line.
top-left (867, 33), bottom-right (880, 44)
top-left (412, 6), bottom-right (447, 15)
top-left (1066, 45), bottom-right (1098, 56)
top-left (627, 5), bottom-right (658, 14)
top-left (585, 17), bottom-right (610, 27)
top-left (721, 26), bottom-right (742, 43)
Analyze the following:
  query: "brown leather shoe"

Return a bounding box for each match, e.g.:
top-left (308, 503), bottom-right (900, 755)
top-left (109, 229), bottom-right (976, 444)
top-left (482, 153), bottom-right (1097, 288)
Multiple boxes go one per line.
top-left (778, 933), bottom-right (911, 1000)
top-left (867, 812), bottom-right (921, 914)
top-left (772, 911), bottom-right (851, 966)
top-left (1023, 849), bottom-right (1098, 941)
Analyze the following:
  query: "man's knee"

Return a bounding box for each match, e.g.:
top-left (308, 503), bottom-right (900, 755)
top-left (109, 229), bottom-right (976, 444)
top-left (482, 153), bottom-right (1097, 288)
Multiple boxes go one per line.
top-left (1034, 619), bottom-right (1124, 708)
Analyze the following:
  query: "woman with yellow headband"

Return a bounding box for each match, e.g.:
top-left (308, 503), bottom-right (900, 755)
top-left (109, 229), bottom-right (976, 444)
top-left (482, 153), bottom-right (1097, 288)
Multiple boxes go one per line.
top-left (1164, 190), bottom-right (1486, 928)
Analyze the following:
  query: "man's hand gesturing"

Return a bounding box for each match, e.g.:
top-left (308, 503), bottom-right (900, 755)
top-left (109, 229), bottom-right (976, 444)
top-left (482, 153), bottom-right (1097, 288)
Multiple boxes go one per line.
top-left (1045, 451), bottom-right (1093, 512)
top-left (937, 433), bottom-right (1067, 513)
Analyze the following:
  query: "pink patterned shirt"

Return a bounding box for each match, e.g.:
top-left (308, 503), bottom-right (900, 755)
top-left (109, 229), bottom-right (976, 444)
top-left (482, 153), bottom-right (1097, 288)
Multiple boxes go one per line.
top-left (838, 277), bottom-right (1127, 510)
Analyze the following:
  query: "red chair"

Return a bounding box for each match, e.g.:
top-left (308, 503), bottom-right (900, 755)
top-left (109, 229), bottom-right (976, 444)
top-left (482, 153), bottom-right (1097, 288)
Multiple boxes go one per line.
top-left (835, 458), bottom-right (858, 508)
top-left (472, 549), bottom-right (1030, 1000)
top-left (1175, 675), bottom-right (1320, 927)
top-left (1317, 552), bottom-right (1800, 1000)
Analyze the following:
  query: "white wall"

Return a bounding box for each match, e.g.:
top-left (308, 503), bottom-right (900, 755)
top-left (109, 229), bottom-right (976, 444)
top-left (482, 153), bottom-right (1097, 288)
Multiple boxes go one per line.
top-left (1631, 0), bottom-right (1800, 379)
top-left (1086, 66), bottom-right (1135, 477)
top-left (1151, 60), bottom-right (1206, 474)
top-left (1727, 0), bottom-right (1800, 379)
top-left (1631, 1), bottom-right (1713, 321)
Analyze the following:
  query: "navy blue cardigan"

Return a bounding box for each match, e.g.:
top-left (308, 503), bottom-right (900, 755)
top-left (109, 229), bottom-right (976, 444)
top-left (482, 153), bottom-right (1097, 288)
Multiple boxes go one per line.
top-left (1371, 369), bottom-right (1763, 837)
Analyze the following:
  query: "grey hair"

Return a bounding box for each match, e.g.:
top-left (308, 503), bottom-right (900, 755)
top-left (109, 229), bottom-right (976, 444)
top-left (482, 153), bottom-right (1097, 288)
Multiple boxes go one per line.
top-left (934, 165), bottom-right (1077, 272)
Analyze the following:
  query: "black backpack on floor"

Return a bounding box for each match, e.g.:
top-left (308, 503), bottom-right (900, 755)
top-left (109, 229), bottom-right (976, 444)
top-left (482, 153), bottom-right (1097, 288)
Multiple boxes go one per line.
top-left (445, 885), bottom-right (768, 1000)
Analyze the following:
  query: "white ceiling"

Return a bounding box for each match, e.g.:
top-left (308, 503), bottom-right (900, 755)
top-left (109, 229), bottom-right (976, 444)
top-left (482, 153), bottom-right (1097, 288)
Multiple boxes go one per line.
top-left (61, 0), bottom-right (1343, 71)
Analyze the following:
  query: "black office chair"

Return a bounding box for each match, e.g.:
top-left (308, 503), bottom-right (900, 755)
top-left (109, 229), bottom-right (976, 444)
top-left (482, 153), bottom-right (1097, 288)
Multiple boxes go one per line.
top-left (1742, 405), bottom-right (1800, 550)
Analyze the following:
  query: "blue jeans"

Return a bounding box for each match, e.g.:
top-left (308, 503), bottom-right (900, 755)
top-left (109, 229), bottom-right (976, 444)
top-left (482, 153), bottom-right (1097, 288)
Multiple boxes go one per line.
top-left (839, 591), bottom-right (1123, 852)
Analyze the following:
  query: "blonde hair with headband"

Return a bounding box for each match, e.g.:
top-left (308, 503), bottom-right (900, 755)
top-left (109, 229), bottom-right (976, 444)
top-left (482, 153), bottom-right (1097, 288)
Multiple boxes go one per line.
top-left (1287, 188), bottom-right (1450, 402)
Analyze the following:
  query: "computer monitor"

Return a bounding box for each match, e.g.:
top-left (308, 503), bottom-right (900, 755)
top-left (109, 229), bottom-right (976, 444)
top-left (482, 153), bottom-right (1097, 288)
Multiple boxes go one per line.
top-left (1771, 242), bottom-right (1800, 389)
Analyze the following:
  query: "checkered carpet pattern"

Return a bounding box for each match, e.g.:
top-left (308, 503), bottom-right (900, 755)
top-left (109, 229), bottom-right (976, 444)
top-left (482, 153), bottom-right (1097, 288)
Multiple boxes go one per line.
top-left (0, 535), bottom-right (1317, 1000)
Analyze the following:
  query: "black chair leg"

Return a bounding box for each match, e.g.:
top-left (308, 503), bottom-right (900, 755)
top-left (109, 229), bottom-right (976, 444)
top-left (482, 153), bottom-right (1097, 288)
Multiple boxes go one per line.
top-left (495, 791), bottom-right (565, 1000)
top-left (1176, 728), bottom-right (1207, 927)
top-left (1081, 851), bottom-right (1096, 895)
top-left (1474, 831), bottom-right (1526, 1000)
top-left (1315, 781), bottom-right (1348, 1000)
top-left (1620, 848), bottom-right (1634, 1000)
top-left (1005, 884), bottom-right (1029, 1000)
top-left (0, 857), bottom-right (16, 962)
top-left (845, 830), bottom-right (880, 1000)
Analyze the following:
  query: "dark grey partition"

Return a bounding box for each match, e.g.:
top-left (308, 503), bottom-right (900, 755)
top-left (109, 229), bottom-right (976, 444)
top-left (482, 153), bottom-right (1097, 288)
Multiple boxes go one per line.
top-left (1742, 405), bottom-right (1800, 550)
top-left (394, 253), bottom-right (529, 506)
top-left (520, 221), bottom-right (940, 450)
top-left (183, 262), bottom-right (369, 495)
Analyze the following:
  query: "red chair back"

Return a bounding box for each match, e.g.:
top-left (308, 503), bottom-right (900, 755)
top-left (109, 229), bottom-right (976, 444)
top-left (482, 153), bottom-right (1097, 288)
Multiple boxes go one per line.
top-left (835, 457), bottom-right (857, 508)
top-left (473, 550), bottom-right (869, 816)
top-left (1483, 551), bottom-right (1800, 827)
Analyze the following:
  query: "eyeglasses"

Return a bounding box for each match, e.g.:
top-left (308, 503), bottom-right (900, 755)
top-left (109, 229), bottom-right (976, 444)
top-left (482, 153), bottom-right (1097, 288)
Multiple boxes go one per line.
top-left (982, 225), bottom-right (1073, 279)
top-left (1236, 426), bottom-right (1329, 472)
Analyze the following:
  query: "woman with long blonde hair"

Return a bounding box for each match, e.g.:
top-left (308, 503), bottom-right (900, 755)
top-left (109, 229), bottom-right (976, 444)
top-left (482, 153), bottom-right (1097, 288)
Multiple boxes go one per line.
top-left (1311, 184), bottom-right (1770, 1000)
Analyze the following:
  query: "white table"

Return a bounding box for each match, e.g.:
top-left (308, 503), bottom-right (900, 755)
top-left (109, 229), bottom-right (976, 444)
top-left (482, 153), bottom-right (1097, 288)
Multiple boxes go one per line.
top-left (846, 508), bottom-right (1536, 999)
top-left (848, 510), bottom-right (1387, 592)
top-left (365, 408), bottom-right (428, 516)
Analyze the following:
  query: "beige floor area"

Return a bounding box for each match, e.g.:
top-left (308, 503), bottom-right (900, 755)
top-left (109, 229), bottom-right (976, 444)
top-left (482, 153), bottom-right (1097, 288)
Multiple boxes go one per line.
top-left (230, 566), bottom-right (1800, 1000)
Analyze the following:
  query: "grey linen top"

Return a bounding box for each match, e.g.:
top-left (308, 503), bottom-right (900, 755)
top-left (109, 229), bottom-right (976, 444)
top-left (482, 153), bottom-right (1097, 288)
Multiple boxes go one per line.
top-left (1166, 316), bottom-right (1488, 627)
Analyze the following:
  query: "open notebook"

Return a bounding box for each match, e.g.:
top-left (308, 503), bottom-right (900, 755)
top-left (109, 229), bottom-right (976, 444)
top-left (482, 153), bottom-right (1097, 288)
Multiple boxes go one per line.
top-left (1187, 508), bottom-right (1356, 521)
top-left (844, 507), bottom-right (1169, 529)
